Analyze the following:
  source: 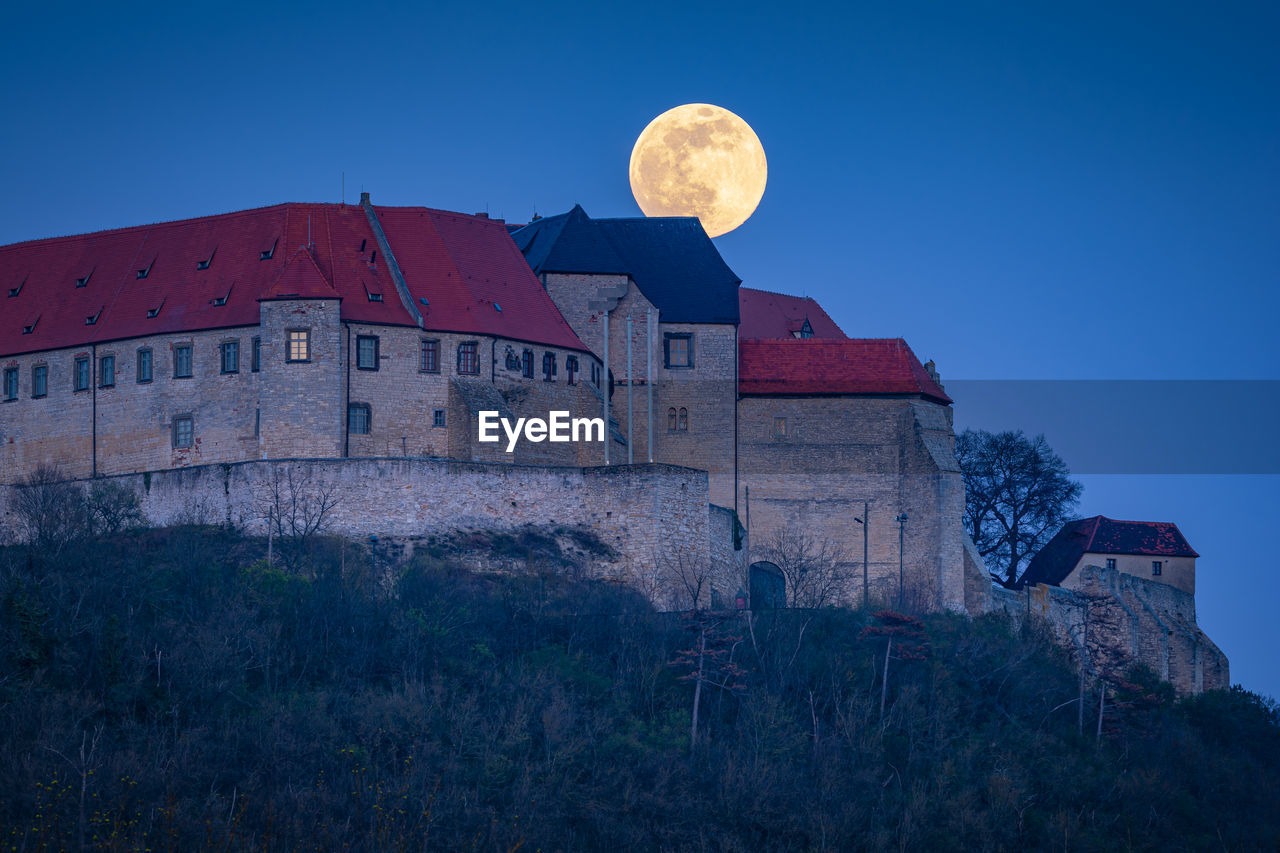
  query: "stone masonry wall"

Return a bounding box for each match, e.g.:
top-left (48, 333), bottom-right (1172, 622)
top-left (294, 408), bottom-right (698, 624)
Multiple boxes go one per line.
top-left (0, 458), bottom-right (718, 609)
top-left (990, 565), bottom-right (1229, 695)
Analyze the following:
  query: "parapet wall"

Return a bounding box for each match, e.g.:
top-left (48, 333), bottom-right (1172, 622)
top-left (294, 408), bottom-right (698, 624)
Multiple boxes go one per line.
top-left (0, 458), bottom-right (719, 603)
top-left (991, 565), bottom-right (1229, 695)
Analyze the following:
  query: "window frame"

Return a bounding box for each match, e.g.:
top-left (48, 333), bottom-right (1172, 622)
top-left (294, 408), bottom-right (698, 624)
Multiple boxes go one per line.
top-left (457, 341), bottom-right (479, 375)
top-left (172, 414), bottom-right (194, 449)
top-left (1105, 558), bottom-right (1116, 570)
top-left (2, 366), bottom-right (17, 401)
top-left (98, 354), bottom-right (115, 388)
top-left (1152, 561), bottom-right (1163, 577)
top-left (286, 329), bottom-right (311, 363)
top-left (220, 340), bottom-right (240, 374)
top-left (251, 337), bottom-right (261, 373)
top-left (542, 352), bottom-right (557, 381)
top-left (678, 407), bottom-right (688, 431)
top-left (347, 402), bottom-right (372, 435)
top-left (420, 339), bottom-right (440, 374)
top-left (31, 363), bottom-right (47, 399)
top-left (521, 349), bottom-right (534, 379)
top-left (566, 355), bottom-right (579, 385)
top-left (173, 344), bottom-right (194, 379)
top-left (664, 333), bottom-right (694, 369)
top-left (74, 356), bottom-right (91, 392)
top-left (136, 348), bottom-right (153, 384)
top-left (772, 416), bottom-right (788, 438)
top-left (432, 409), bottom-right (447, 428)
top-left (356, 334), bottom-right (380, 371)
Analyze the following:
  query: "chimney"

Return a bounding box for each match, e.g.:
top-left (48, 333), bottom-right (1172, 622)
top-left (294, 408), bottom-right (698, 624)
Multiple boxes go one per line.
top-left (360, 192), bottom-right (370, 205)
top-left (474, 212), bottom-right (489, 219)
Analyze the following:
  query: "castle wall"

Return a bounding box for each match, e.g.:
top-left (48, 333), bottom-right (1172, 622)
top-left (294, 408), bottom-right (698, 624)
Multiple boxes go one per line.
top-left (0, 458), bottom-right (717, 606)
top-left (737, 395), bottom-right (972, 611)
top-left (990, 565), bottom-right (1229, 695)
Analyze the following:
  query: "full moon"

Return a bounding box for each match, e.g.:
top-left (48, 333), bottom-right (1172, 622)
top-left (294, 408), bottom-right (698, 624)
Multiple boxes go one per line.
top-left (629, 103), bottom-right (767, 238)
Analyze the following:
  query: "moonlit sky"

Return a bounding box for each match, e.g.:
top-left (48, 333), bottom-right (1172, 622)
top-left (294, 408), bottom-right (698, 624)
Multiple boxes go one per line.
top-left (2, 1), bottom-right (1277, 697)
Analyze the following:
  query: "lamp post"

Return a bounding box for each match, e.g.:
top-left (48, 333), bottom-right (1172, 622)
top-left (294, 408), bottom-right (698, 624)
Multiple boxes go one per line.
top-left (853, 501), bottom-right (869, 609)
top-left (894, 512), bottom-right (908, 610)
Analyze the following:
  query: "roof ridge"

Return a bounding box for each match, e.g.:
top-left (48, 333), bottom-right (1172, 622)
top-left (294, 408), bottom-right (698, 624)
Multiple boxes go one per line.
top-left (739, 285), bottom-right (816, 299)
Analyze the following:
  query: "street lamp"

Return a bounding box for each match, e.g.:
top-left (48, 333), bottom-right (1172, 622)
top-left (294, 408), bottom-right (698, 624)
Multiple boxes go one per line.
top-left (853, 500), bottom-right (869, 609)
top-left (894, 513), bottom-right (909, 610)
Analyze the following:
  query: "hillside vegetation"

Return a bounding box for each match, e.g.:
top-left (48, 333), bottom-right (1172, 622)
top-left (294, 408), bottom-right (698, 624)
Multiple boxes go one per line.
top-left (1, 526), bottom-right (1278, 851)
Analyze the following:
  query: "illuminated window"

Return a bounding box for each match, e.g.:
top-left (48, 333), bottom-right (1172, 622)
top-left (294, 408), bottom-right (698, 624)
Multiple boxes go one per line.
top-left (287, 330), bottom-right (310, 363)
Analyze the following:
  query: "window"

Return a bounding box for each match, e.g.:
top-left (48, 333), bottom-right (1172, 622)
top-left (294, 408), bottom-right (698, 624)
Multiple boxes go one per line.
top-left (664, 333), bottom-right (693, 368)
top-left (74, 356), bottom-right (90, 391)
top-left (254, 408), bottom-right (260, 438)
top-left (99, 355), bottom-right (115, 388)
top-left (221, 340), bottom-right (239, 374)
top-left (174, 344), bottom-right (193, 378)
top-left (348, 403), bottom-right (371, 435)
top-left (32, 364), bottom-right (47, 398)
top-left (457, 341), bottom-right (479, 375)
top-left (1105, 558), bottom-right (1116, 570)
top-left (420, 339), bottom-right (439, 373)
top-left (172, 415), bottom-right (194, 449)
top-left (137, 348), bottom-right (153, 383)
top-left (522, 349), bottom-right (533, 378)
top-left (75, 272), bottom-right (91, 288)
top-left (1152, 561), bottom-right (1163, 577)
top-left (197, 250), bottom-right (215, 271)
top-left (260, 239), bottom-right (277, 261)
top-left (251, 337), bottom-right (260, 372)
top-left (356, 335), bottom-right (379, 370)
top-left (678, 407), bottom-right (688, 431)
top-left (433, 409), bottom-right (447, 428)
top-left (2, 367), bottom-right (16, 401)
top-left (773, 416), bottom-right (787, 438)
top-left (542, 352), bottom-right (557, 381)
top-left (591, 362), bottom-right (601, 387)
top-left (566, 356), bottom-right (579, 385)
top-left (287, 329), bottom-right (310, 363)
top-left (668, 407), bottom-right (677, 431)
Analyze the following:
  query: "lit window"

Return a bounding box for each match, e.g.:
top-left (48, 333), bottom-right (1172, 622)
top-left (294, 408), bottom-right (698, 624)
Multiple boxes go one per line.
top-left (773, 416), bottom-right (787, 438)
top-left (542, 352), bottom-right (556, 381)
top-left (287, 330), bottom-right (310, 363)
top-left (137, 348), bottom-right (153, 383)
top-left (1152, 561), bottom-right (1163, 576)
top-left (74, 357), bottom-right (90, 391)
top-left (2, 367), bottom-right (16, 401)
top-left (172, 415), bottom-right (194, 449)
top-left (457, 341), bottom-right (479, 375)
top-left (433, 409), bottom-right (446, 428)
top-left (251, 337), bottom-right (260, 372)
top-left (348, 403), bottom-right (371, 435)
top-left (356, 335), bottom-right (379, 370)
top-left (174, 344), bottom-right (193, 378)
top-left (32, 364), bottom-right (47, 398)
top-left (221, 340), bottom-right (239, 374)
top-left (99, 355), bottom-right (115, 388)
top-left (664, 333), bottom-right (693, 368)
top-left (420, 339), bottom-right (439, 373)
top-left (522, 349), bottom-right (533, 378)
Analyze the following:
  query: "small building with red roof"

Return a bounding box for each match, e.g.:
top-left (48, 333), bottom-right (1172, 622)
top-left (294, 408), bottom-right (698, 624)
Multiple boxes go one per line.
top-left (737, 287), bottom-right (846, 340)
top-left (1019, 515), bottom-right (1200, 595)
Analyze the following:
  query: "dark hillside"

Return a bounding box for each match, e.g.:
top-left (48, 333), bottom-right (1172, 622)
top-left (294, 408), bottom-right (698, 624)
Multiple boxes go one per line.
top-left (1, 528), bottom-right (1277, 851)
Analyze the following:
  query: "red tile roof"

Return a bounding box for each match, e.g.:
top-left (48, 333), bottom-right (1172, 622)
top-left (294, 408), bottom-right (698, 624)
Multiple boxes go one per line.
top-left (1018, 515), bottom-right (1198, 588)
top-left (259, 248), bottom-right (341, 301)
top-left (1, 202), bottom-right (587, 358)
top-left (738, 338), bottom-right (951, 403)
top-left (737, 287), bottom-right (846, 339)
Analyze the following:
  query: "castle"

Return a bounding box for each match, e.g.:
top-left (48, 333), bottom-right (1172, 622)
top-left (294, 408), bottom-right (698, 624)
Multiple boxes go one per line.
top-left (0, 195), bottom-right (1226, 691)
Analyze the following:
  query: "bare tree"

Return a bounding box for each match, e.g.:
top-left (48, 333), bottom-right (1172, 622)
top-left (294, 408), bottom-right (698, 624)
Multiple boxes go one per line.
top-left (754, 528), bottom-right (850, 610)
top-left (85, 479), bottom-right (145, 535)
top-left (956, 429), bottom-right (1082, 586)
top-left (255, 466), bottom-right (341, 569)
top-left (10, 464), bottom-right (89, 555)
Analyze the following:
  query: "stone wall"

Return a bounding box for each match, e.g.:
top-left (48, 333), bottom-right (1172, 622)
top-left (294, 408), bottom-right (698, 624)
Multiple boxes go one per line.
top-left (990, 565), bottom-right (1229, 695)
top-left (0, 457), bottom-right (720, 606)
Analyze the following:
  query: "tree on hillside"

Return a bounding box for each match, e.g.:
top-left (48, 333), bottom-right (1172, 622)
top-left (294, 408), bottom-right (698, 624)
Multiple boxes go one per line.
top-left (956, 429), bottom-right (1082, 586)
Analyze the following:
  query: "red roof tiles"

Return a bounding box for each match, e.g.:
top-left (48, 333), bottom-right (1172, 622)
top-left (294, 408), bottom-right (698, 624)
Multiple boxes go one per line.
top-left (1078, 515), bottom-right (1199, 558)
top-left (737, 287), bottom-right (846, 339)
top-left (1, 202), bottom-right (587, 358)
top-left (738, 338), bottom-right (951, 403)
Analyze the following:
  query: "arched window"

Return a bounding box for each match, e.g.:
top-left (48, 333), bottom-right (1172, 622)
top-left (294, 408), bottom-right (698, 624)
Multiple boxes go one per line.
top-left (668, 408), bottom-right (677, 431)
top-left (678, 407), bottom-right (688, 431)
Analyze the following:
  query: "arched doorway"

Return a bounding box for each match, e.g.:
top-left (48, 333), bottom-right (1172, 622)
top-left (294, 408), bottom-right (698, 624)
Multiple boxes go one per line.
top-left (750, 561), bottom-right (785, 609)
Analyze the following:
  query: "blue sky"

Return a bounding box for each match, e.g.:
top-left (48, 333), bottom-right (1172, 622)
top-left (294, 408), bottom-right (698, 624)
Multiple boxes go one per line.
top-left (2, 1), bottom-right (1276, 696)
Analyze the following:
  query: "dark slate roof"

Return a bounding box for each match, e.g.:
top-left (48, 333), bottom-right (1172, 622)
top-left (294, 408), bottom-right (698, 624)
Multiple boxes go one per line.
top-left (510, 205), bottom-right (741, 324)
top-left (738, 287), bottom-right (846, 339)
top-left (1018, 515), bottom-right (1199, 588)
top-left (738, 338), bottom-right (951, 403)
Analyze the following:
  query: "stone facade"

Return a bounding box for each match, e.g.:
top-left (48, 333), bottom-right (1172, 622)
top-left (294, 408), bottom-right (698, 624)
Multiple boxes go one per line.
top-left (991, 565), bottom-right (1229, 695)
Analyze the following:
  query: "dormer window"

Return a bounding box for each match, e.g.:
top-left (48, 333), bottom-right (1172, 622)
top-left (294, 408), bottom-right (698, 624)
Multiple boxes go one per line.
top-left (197, 249), bottom-right (215, 270)
top-left (85, 308), bottom-right (102, 326)
top-left (799, 319), bottom-right (814, 339)
top-left (7, 278), bottom-right (23, 297)
top-left (260, 239), bottom-right (277, 261)
top-left (22, 316), bottom-right (38, 335)
top-left (75, 271), bottom-right (92, 288)
top-left (212, 285), bottom-right (232, 307)
top-left (363, 282), bottom-right (383, 303)
top-left (147, 307), bottom-right (161, 318)
top-left (493, 302), bottom-right (502, 313)
top-left (136, 259), bottom-right (155, 279)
